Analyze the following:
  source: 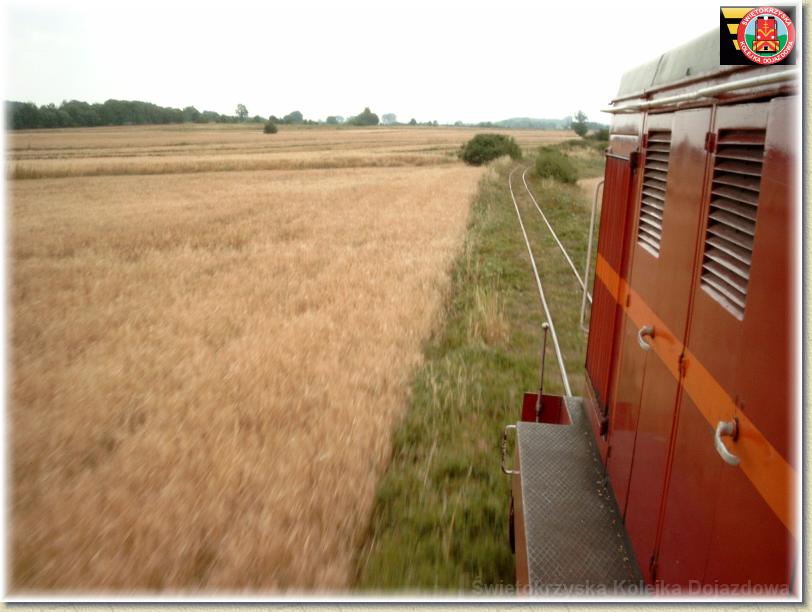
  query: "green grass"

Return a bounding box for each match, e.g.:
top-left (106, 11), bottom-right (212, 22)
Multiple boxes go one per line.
top-left (558, 138), bottom-right (609, 177)
top-left (354, 144), bottom-right (605, 593)
top-left (534, 147), bottom-right (577, 183)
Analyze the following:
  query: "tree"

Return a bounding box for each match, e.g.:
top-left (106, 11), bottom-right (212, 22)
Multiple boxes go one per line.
top-left (572, 110), bottom-right (588, 137)
top-left (325, 116), bottom-right (339, 125)
top-left (10, 102), bottom-right (40, 128)
top-left (61, 100), bottom-right (100, 126)
top-left (283, 110), bottom-right (303, 124)
top-left (236, 104), bottom-right (248, 122)
top-left (39, 103), bottom-right (62, 128)
top-left (182, 106), bottom-right (201, 123)
top-left (381, 113), bottom-right (397, 125)
top-left (347, 107), bottom-right (379, 126)
top-left (408, 118), bottom-right (417, 126)
top-left (5, 97), bottom-right (249, 130)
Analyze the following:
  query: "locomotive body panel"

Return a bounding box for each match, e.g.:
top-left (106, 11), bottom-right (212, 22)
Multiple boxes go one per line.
top-left (510, 29), bottom-right (797, 592)
top-left (585, 34), bottom-right (797, 588)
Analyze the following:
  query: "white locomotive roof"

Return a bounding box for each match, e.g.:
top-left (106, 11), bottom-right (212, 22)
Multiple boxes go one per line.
top-left (614, 30), bottom-right (723, 100)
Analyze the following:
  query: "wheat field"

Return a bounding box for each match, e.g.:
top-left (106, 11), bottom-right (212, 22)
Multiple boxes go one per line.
top-left (8, 124), bottom-right (569, 592)
top-left (8, 125), bottom-right (567, 179)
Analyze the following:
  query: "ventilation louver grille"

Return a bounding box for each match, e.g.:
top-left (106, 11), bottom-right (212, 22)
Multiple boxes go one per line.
top-left (701, 129), bottom-right (766, 319)
top-left (638, 130), bottom-right (672, 255)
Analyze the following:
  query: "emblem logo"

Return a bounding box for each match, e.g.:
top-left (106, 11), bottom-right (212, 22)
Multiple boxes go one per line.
top-left (720, 6), bottom-right (796, 65)
top-left (737, 7), bottom-right (795, 64)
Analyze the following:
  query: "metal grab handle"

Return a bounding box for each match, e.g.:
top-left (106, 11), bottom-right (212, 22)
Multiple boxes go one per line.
top-left (580, 179), bottom-right (603, 332)
top-left (501, 424), bottom-right (519, 475)
top-left (637, 325), bottom-right (655, 351)
top-left (535, 323), bottom-right (550, 422)
top-left (715, 419), bottom-right (741, 466)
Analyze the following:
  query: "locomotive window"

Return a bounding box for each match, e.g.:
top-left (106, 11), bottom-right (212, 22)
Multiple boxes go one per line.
top-left (637, 130), bottom-right (672, 256)
top-left (700, 129), bottom-right (766, 319)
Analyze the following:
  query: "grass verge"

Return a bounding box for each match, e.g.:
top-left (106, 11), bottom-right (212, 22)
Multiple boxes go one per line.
top-left (354, 159), bottom-right (544, 592)
top-left (355, 143), bottom-right (606, 593)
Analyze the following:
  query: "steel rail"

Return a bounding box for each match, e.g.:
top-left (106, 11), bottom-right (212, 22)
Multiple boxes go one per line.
top-left (508, 167), bottom-right (572, 397)
top-left (520, 168), bottom-right (592, 305)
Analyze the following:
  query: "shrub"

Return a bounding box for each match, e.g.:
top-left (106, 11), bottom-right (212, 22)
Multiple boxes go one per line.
top-left (534, 147), bottom-right (577, 183)
top-left (263, 121), bottom-right (278, 134)
top-left (459, 134), bottom-right (521, 166)
top-left (589, 127), bottom-right (610, 141)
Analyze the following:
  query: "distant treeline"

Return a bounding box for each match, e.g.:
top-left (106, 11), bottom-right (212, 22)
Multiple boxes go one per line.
top-left (5, 99), bottom-right (266, 130)
top-left (6, 99), bottom-right (610, 133)
top-left (481, 116), bottom-right (608, 131)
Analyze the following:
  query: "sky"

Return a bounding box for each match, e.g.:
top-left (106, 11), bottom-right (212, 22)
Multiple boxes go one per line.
top-left (3, 0), bottom-right (733, 125)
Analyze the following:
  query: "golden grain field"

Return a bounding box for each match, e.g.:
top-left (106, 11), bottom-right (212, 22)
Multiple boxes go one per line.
top-left (8, 124), bottom-right (569, 592)
top-left (8, 124), bottom-right (568, 179)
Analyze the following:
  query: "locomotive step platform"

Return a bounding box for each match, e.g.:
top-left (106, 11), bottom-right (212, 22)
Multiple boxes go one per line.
top-left (512, 396), bottom-right (643, 595)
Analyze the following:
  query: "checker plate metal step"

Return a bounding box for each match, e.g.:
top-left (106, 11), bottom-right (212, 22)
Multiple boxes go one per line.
top-left (515, 397), bottom-right (643, 594)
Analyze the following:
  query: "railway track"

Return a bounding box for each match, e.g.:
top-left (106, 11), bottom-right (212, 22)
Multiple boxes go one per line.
top-left (507, 167), bottom-right (572, 397)
top-left (520, 167), bottom-right (592, 304)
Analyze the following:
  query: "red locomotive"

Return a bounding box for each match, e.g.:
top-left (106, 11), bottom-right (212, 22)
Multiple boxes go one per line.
top-left (504, 29), bottom-right (799, 596)
top-left (755, 16), bottom-right (779, 54)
